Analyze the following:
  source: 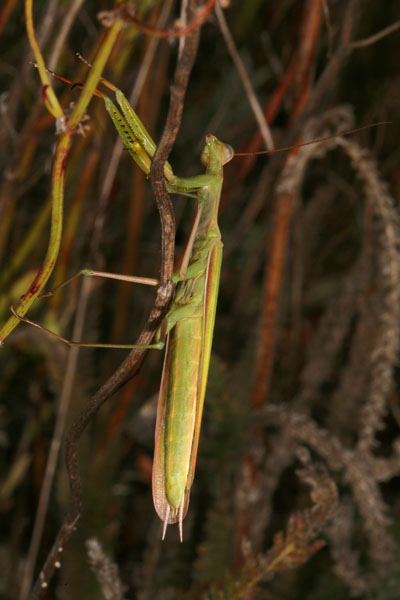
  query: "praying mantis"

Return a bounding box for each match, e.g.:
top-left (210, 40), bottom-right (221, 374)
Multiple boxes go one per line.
top-left (100, 83), bottom-right (234, 540)
top-left (85, 78), bottom-right (234, 540)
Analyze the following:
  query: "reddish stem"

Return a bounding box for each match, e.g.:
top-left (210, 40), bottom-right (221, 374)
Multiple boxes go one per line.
top-left (252, 0), bottom-right (323, 409)
top-left (120, 0), bottom-right (217, 39)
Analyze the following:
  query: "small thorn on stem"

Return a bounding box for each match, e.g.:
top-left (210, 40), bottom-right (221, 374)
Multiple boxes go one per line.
top-left (76, 52), bottom-right (92, 68)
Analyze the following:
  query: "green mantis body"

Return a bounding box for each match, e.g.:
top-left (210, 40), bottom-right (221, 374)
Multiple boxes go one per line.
top-left (103, 84), bottom-right (233, 538)
top-left (152, 137), bottom-right (233, 538)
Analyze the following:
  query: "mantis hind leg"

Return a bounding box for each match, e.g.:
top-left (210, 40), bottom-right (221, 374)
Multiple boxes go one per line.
top-left (9, 305), bottom-right (164, 350)
top-left (6, 268), bottom-right (163, 349)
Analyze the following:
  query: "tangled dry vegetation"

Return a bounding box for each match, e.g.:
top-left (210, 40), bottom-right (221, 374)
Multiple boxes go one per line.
top-left (1, 1), bottom-right (400, 599)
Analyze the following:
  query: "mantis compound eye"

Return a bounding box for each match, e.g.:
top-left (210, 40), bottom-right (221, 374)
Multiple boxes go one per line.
top-left (221, 142), bottom-right (234, 165)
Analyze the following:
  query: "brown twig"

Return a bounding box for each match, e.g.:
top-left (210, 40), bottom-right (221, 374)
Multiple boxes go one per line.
top-left (112, 0), bottom-right (216, 40)
top-left (350, 19), bottom-right (400, 50)
top-left (215, 2), bottom-right (274, 151)
top-left (150, 0), bottom-right (201, 284)
top-left (252, 0), bottom-right (323, 409)
top-left (278, 0), bottom-right (362, 147)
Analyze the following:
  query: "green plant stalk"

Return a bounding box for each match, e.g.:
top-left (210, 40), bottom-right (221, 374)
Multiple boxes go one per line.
top-left (0, 132), bottom-right (71, 343)
top-left (25, 0), bottom-right (63, 118)
top-left (67, 21), bottom-right (124, 130)
top-left (0, 18), bottom-right (124, 344)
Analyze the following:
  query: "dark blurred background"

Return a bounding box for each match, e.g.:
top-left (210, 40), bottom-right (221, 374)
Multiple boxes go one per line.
top-left (1, 1), bottom-right (400, 598)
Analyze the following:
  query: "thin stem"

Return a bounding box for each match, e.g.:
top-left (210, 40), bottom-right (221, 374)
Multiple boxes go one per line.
top-left (150, 0), bottom-right (201, 283)
top-left (350, 19), bottom-right (400, 50)
top-left (0, 131), bottom-right (72, 344)
top-left (24, 0), bottom-right (63, 118)
top-left (215, 2), bottom-right (274, 151)
top-left (47, 0), bottom-right (85, 71)
top-left (115, 0), bottom-right (216, 39)
top-left (67, 20), bottom-right (124, 130)
top-left (251, 0), bottom-right (323, 409)
top-left (0, 17), bottom-right (124, 345)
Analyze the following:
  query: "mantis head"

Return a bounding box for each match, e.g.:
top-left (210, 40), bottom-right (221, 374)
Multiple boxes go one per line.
top-left (201, 134), bottom-right (234, 172)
